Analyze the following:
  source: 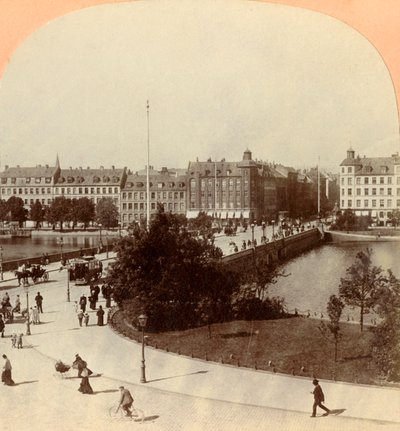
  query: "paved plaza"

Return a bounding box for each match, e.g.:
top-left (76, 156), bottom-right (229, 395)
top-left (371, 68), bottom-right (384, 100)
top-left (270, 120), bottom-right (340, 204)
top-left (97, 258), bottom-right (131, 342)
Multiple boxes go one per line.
top-left (0, 252), bottom-right (399, 431)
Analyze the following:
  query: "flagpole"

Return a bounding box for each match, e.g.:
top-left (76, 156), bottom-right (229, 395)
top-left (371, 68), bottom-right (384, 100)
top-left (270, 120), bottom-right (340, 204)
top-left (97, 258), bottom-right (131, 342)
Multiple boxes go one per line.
top-left (146, 101), bottom-right (150, 230)
top-left (317, 156), bottom-right (320, 217)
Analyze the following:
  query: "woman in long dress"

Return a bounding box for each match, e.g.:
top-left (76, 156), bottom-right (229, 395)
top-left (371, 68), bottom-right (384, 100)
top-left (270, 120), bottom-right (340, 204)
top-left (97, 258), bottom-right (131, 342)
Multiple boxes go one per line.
top-left (78, 366), bottom-right (93, 394)
top-left (96, 306), bottom-right (105, 326)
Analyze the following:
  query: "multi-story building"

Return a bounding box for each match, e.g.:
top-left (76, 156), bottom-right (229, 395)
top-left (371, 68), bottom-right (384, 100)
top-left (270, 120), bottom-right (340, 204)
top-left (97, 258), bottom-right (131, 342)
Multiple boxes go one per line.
top-left (0, 161), bottom-right (60, 208)
top-left (120, 167), bottom-right (187, 227)
top-left (187, 149), bottom-right (285, 222)
top-left (53, 166), bottom-right (127, 211)
top-left (339, 148), bottom-right (400, 225)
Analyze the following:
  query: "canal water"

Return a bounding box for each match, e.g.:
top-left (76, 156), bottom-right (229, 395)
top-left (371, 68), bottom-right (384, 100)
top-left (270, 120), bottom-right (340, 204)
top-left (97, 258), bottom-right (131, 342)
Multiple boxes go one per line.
top-left (0, 235), bottom-right (106, 262)
top-left (268, 241), bottom-right (400, 322)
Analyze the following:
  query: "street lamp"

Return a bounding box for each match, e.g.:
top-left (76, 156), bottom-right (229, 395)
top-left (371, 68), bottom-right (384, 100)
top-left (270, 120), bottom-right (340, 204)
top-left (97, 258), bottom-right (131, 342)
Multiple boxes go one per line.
top-left (105, 231), bottom-right (109, 259)
top-left (118, 221), bottom-right (122, 238)
top-left (0, 245), bottom-right (3, 281)
top-left (272, 220), bottom-right (275, 241)
top-left (138, 314), bottom-right (148, 383)
top-left (99, 223), bottom-right (103, 251)
top-left (251, 223), bottom-right (255, 244)
top-left (25, 287), bottom-right (31, 336)
top-left (262, 221), bottom-right (266, 242)
top-left (60, 237), bottom-right (63, 262)
top-left (66, 263), bottom-right (71, 302)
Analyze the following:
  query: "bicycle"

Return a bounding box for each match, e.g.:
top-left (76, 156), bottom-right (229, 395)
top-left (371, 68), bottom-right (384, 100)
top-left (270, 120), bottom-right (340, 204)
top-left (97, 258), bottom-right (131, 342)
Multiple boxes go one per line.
top-left (108, 404), bottom-right (145, 422)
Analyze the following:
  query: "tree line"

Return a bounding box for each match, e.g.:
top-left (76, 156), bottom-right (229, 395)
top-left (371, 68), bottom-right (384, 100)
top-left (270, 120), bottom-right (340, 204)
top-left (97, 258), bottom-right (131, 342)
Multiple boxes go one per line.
top-left (0, 196), bottom-right (119, 230)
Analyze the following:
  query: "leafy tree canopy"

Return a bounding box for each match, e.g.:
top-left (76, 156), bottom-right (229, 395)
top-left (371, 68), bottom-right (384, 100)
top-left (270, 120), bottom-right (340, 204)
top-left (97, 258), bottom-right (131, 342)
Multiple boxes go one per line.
top-left (95, 197), bottom-right (119, 228)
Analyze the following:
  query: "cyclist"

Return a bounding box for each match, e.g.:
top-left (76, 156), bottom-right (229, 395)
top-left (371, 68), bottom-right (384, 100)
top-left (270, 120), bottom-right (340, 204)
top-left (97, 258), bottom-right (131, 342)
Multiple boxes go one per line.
top-left (117, 386), bottom-right (134, 417)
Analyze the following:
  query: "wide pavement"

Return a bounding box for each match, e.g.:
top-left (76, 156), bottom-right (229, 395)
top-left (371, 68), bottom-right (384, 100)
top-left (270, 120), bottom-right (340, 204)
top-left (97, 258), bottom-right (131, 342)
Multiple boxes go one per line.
top-left (0, 252), bottom-right (399, 431)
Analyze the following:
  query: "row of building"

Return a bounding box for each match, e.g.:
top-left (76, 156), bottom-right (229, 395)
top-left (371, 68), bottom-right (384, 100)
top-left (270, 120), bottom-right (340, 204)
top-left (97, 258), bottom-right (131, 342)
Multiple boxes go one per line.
top-left (0, 150), bottom-right (340, 228)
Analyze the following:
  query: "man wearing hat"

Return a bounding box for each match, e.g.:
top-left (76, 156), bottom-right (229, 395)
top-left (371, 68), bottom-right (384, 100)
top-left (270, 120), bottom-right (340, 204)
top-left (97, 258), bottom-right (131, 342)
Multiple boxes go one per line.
top-left (117, 386), bottom-right (134, 417)
top-left (310, 379), bottom-right (330, 417)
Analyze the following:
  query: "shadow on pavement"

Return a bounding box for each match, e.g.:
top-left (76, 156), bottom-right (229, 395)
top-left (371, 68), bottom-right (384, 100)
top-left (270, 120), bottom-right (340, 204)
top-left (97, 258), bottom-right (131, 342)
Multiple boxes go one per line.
top-left (93, 389), bottom-right (119, 395)
top-left (330, 409), bottom-right (346, 416)
top-left (147, 370), bottom-right (208, 383)
top-left (14, 380), bottom-right (39, 386)
top-left (143, 415), bottom-right (160, 422)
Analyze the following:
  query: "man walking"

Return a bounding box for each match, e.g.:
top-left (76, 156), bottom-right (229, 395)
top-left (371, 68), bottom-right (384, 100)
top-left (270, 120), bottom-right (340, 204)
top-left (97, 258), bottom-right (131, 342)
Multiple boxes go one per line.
top-left (35, 292), bottom-right (43, 313)
top-left (79, 295), bottom-right (87, 313)
top-left (310, 379), bottom-right (330, 417)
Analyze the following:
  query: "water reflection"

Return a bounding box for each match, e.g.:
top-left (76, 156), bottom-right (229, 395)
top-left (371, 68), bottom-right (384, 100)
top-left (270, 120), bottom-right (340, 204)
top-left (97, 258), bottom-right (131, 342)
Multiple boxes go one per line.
top-left (268, 242), bottom-right (400, 322)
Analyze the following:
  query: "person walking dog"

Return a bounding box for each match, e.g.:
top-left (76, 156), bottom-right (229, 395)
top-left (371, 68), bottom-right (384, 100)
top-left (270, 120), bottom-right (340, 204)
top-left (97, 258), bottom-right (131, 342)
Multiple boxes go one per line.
top-left (310, 379), bottom-right (330, 417)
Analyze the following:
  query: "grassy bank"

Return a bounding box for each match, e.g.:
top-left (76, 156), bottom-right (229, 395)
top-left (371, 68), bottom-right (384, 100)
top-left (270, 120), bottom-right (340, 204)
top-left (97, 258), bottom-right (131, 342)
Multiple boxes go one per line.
top-left (111, 312), bottom-right (389, 386)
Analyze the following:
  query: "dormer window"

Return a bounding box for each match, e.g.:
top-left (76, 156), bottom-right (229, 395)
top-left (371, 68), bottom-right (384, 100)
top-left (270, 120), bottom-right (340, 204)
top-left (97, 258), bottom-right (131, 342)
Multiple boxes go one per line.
top-left (168, 182), bottom-right (175, 188)
top-left (45, 177), bottom-right (51, 184)
top-left (58, 177), bottom-right (65, 183)
top-left (93, 176), bottom-right (100, 183)
top-left (136, 182), bottom-right (144, 187)
top-left (67, 176), bottom-right (74, 183)
top-left (366, 166), bottom-right (373, 173)
top-left (11, 178), bottom-right (16, 184)
top-left (380, 166), bottom-right (389, 173)
top-left (112, 176), bottom-right (120, 182)
top-left (103, 176), bottom-right (110, 183)
top-left (35, 178), bottom-right (41, 184)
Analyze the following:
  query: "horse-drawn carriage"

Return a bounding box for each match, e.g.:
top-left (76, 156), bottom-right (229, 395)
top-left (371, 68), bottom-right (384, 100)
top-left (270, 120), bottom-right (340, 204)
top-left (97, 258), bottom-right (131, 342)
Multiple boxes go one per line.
top-left (68, 256), bottom-right (103, 285)
top-left (14, 265), bottom-right (49, 286)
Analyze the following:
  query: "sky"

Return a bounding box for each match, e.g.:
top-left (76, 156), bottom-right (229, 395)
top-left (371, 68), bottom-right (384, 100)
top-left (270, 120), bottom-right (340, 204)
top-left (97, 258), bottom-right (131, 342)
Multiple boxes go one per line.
top-left (0, 0), bottom-right (399, 173)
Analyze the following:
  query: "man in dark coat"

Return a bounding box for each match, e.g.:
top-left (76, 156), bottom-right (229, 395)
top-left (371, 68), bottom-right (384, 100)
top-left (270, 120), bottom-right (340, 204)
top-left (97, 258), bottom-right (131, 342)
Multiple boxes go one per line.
top-left (35, 292), bottom-right (44, 313)
top-left (311, 379), bottom-right (330, 417)
top-left (79, 295), bottom-right (87, 313)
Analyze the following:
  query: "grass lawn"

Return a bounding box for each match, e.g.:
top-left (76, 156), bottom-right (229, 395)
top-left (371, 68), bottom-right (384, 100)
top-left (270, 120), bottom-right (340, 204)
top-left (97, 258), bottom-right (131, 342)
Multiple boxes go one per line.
top-left (112, 312), bottom-right (385, 386)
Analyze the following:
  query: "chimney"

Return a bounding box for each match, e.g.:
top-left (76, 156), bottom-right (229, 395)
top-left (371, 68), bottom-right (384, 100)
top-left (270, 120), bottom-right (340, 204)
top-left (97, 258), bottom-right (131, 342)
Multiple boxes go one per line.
top-left (45, 164), bottom-right (49, 168)
top-left (112, 165), bottom-right (115, 170)
top-left (5, 165), bottom-right (8, 170)
top-left (100, 166), bottom-right (104, 170)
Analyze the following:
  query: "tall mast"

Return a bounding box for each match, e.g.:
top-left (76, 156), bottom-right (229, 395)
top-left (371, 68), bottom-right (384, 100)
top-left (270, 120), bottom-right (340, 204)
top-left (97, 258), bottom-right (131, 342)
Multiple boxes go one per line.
top-left (146, 100), bottom-right (150, 230)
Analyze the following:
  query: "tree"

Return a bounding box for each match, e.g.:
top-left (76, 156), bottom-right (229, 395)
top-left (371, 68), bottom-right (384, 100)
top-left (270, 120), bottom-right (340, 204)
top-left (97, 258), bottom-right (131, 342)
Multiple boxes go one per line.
top-left (388, 209), bottom-right (400, 227)
top-left (70, 198), bottom-right (95, 229)
top-left (107, 206), bottom-right (234, 332)
top-left (331, 209), bottom-right (371, 231)
top-left (0, 200), bottom-right (9, 222)
top-left (46, 197), bottom-right (71, 231)
top-left (339, 248), bottom-right (386, 331)
top-left (29, 201), bottom-right (46, 228)
top-left (95, 198), bottom-right (119, 228)
top-left (7, 196), bottom-right (28, 226)
top-left (371, 270), bottom-right (400, 381)
top-left (319, 295), bottom-right (344, 362)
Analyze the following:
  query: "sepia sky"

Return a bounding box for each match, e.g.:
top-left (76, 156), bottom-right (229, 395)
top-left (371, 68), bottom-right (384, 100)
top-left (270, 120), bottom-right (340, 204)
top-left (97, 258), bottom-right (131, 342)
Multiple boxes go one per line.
top-left (0, 0), bottom-right (398, 172)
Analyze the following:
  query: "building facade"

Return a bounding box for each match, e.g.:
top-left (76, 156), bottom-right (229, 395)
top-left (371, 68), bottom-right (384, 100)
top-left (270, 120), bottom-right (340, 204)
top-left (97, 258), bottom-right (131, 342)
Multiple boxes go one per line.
top-left (120, 167), bottom-right (187, 227)
top-left (339, 148), bottom-right (400, 225)
top-left (187, 149), bottom-right (285, 222)
top-left (0, 163), bottom-right (60, 208)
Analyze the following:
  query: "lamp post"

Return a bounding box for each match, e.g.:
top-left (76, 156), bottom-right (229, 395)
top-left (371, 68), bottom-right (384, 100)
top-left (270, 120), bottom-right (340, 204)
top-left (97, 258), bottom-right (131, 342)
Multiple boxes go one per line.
top-left (0, 245), bottom-right (3, 281)
top-left (118, 221), bottom-right (121, 238)
top-left (138, 314), bottom-right (148, 383)
top-left (25, 287), bottom-right (31, 336)
top-left (66, 263), bottom-right (71, 302)
top-left (105, 231), bottom-right (109, 259)
top-left (60, 237), bottom-right (63, 262)
top-left (99, 223), bottom-right (103, 252)
top-left (251, 223), bottom-right (255, 245)
top-left (272, 220), bottom-right (275, 241)
top-left (262, 221), bottom-right (266, 242)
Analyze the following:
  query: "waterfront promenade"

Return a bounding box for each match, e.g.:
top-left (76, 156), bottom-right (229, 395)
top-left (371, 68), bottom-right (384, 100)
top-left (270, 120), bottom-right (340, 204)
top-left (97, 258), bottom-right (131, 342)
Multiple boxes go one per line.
top-left (0, 253), bottom-right (399, 431)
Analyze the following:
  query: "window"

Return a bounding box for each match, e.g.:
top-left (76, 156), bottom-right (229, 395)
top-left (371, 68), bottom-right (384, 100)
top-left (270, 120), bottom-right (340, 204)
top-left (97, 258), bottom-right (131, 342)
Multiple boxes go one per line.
top-left (341, 188), bottom-right (345, 195)
top-left (397, 199), bottom-right (400, 207)
top-left (372, 200), bottom-right (377, 207)
top-left (364, 188), bottom-right (369, 196)
top-left (388, 199), bottom-right (392, 207)
top-left (397, 177), bottom-right (400, 185)
top-left (347, 188), bottom-right (352, 195)
top-left (356, 188), bottom-right (361, 196)
top-left (1, 178), bottom-right (7, 184)
top-left (26, 178), bottom-right (31, 184)
top-left (356, 200), bottom-right (361, 207)
top-left (388, 188), bottom-right (392, 195)
top-left (372, 188), bottom-right (376, 195)
top-left (356, 177), bottom-right (361, 185)
top-left (347, 178), bottom-right (352, 185)
top-left (341, 167), bottom-right (345, 173)
top-left (380, 177), bottom-right (385, 184)
top-left (341, 178), bottom-right (344, 185)
top-left (35, 178), bottom-right (41, 184)
top-left (364, 200), bottom-right (368, 207)
top-left (388, 177), bottom-right (392, 184)
top-left (372, 177), bottom-right (377, 184)
top-left (347, 199), bottom-right (352, 207)
top-left (341, 200), bottom-right (344, 207)
top-left (380, 188), bottom-right (384, 195)
top-left (11, 178), bottom-right (16, 184)
top-left (380, 199), bottom-right (384, 207)
top-left (364, 177), bottom-right (369, 184)
top-left (41, 188), bottom-right (45, 194)
top-left (347, 167), bottom-right (352, 173)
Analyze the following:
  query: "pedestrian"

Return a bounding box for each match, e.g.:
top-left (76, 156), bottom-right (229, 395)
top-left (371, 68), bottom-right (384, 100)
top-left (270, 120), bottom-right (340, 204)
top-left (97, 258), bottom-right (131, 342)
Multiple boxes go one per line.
top-left (13, 295), bottom-right (21, 313)
top-left (78, 365), bottom-right (93, 394)
top-left (84, 312), bottom-right (90, 327)
top-left (17, 333), bottom-right (23, 349)
top-left (79, 295), bottom-right (87, 313)
top-left (35, 292), bottom-right (43, 313)
top-left (77, 309), bottom-right (84, 327)
top-left (11, 333), bottom-right (17, 348)
top-left (88, 294), bottom-right (96, 311)
top-left (32, 306), bottom-right (40, 324)
top-left (93, 284), bottom-right (100, 302)
top-left (0, 314), bottom-right (5, 338)
top-left (74, 301), bottom-right (79, 313)
top-left (310, 379), bottom-right (330, 417)
top-left (44, 253), bottom-right (49, 265)
top-left (96, 305), bottom-right (105, 326)
top-left (2, 354), bottom-right (14, 385)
